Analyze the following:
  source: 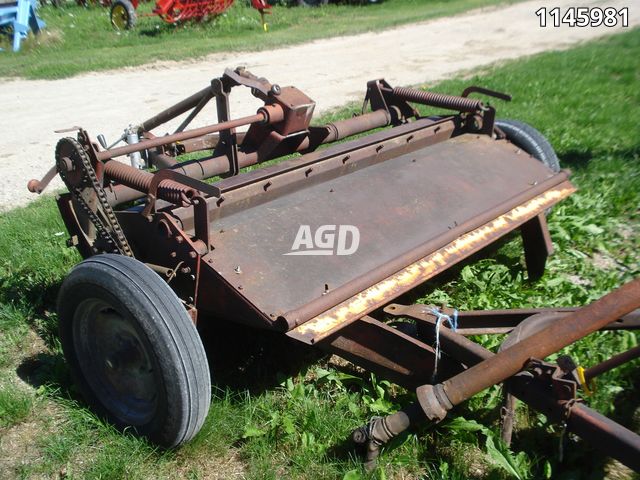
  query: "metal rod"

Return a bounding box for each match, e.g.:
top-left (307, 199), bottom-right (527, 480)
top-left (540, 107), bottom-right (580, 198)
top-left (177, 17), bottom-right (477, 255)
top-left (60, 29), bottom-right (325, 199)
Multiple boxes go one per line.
top-left (440, 279), bottom-right (640, 407)
top-left (584, 345), bottom-right (640, 382)
top-left (98, 112), bottom-right (269, 161)
top-left (140, 86), bottom-right (214, 132)
top-left (565, 402), bottom-right (640, 471)
top-left (174, 93), bottom-right (212, 134)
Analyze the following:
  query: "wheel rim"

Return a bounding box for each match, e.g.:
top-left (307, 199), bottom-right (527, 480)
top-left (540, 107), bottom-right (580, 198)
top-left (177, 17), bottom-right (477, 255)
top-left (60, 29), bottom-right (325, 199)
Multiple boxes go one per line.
top-left (73, 298), bottom-right (159, 425)
top-left (111, 5), bottom-right (129, 30)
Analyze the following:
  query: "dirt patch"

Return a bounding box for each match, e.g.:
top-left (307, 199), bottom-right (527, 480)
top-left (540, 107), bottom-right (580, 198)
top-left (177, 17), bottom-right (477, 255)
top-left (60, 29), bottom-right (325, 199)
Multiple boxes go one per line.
top-left (0, 402), bottom-right (62, 479)
top-left (591, 252), bottom-right (625, 272)
top-left (174, 448), bottom-right (247, 479)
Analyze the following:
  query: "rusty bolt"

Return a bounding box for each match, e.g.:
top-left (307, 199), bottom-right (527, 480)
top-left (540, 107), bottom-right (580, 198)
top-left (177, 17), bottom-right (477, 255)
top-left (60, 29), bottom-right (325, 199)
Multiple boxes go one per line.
top-left (181, 267), bottom-right (191, 274)
top-left (189, 251), bottom-right (197, 259)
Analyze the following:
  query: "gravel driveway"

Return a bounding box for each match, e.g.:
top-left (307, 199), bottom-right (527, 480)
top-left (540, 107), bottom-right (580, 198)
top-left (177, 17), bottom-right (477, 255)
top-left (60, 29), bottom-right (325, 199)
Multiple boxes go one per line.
top-left (0, 0), bottom-right (636, 211)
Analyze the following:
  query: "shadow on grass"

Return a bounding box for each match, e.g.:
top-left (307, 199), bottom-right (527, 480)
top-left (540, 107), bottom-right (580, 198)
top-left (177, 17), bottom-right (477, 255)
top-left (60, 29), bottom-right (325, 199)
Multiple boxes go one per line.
top-left (198, 319), bottom-right (323, 394)
top-left (15, 308), bottom-right (323, 406)
top-left (16, 351), bottom-right (72, 392)
top-left (559, 150), bottom-right (594, 171)
top-left (1, 275), bottom-right (64, 352)
top-left (558, 145), bottom-right (640, 172)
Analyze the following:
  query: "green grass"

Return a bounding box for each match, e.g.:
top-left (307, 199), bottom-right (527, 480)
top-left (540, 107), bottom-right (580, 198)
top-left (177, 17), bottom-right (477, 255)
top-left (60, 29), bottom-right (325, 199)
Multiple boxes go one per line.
top-left (1, 29), bottom-right (639, 479)
top-left (0, 377), bottom-right (34, 428)
top-left (0, 0), bottom-right (516, 79)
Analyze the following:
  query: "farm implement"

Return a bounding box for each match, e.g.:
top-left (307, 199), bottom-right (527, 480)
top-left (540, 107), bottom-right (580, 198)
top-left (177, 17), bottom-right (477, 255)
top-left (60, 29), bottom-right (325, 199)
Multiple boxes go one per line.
top-left (29, 68), bottom-right (640, 470)
top-left (108, 0), bottom-right (271, 31)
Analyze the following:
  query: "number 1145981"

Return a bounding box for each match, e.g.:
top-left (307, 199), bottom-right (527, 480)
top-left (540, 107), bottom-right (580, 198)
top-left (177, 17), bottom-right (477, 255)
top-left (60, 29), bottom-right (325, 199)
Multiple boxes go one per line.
top-left (535, 7), bottom-right (629, 28)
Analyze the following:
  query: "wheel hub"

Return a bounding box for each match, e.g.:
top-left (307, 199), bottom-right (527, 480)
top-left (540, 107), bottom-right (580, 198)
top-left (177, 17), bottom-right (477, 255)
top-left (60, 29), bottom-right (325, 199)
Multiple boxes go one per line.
top-left (73, 299), bottom-right (158, 425)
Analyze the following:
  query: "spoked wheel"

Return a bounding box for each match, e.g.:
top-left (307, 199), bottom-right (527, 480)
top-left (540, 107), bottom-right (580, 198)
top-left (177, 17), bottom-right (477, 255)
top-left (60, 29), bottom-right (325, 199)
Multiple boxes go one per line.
top-left (58, 254), bottom-right (211, 447)
top-left (110, 0), bottom-right (137, 30)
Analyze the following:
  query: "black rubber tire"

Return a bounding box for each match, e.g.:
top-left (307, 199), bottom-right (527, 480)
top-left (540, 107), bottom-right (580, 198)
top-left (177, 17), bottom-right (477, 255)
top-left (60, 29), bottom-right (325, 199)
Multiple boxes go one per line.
top-left (297, 0), bottom-right (328, 6)
top-left (58, 254), bottom-right (211, 448)
top-left (110, 0), bottom-right (137, 30)
top-left (495, 119), bottom-right (560, 173)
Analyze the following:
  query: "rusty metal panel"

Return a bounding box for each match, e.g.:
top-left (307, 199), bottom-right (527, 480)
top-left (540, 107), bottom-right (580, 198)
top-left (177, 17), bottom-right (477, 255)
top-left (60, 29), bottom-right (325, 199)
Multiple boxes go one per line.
top-left (288, 183), bottom-right (574, 344)
top-left (203, 134), bottom-right (571, 329)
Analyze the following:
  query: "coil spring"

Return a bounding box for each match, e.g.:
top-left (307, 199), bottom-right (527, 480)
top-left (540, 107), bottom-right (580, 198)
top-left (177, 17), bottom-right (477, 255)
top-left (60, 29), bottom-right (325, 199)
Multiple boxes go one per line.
top-left (105, 161), bottom-right (195, 206)
top-left (392, 87), bottom-right (483, 112)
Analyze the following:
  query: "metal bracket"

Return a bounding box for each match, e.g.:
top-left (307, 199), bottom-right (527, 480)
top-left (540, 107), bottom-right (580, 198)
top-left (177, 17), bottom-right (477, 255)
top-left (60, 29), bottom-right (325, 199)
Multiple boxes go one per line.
top-left (526, 357), bottom-right (582, 402)
top-left (223, 67), bottom-right (278, 101)
top-left (192, 195), bottom-right (210, 251)
top-left (142, 169), bottom-right (221, 217)
top-left (212, 78), bottom-right (240, 177)
top-left (363, 79), bottom-right (417, 123)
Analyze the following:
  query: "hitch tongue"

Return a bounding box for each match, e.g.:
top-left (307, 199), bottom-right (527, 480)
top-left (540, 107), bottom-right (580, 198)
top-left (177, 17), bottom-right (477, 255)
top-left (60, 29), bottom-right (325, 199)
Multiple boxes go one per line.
top-left (351, 279), bottom-right (640, 471)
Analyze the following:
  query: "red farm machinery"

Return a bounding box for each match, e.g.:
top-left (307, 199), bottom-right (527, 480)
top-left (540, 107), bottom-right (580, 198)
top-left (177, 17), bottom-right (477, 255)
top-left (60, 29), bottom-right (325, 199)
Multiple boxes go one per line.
top-left (108, 0), bottom-right (270, 30)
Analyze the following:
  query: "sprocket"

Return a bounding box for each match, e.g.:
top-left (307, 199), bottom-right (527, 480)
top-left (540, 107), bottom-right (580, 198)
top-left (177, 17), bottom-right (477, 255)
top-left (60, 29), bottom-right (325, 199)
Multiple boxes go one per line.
top-left (55, 137), bottom-right (133, 257)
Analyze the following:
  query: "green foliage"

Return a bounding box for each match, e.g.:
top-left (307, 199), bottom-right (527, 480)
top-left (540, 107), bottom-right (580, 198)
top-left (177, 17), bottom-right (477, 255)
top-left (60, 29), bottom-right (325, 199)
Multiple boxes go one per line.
top-left (0, 0), bottom-right (512, 79)
top-left (0, 29), bottom-right (639, 479)
top-left (445, 417), bottom-right (530, 479)
top-left (0, 377), bottom-right (34, 428)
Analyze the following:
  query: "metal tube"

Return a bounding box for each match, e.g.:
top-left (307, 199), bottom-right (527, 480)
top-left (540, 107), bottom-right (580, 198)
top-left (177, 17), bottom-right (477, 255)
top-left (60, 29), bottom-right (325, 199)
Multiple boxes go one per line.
top-left (105, 111), bottom-right (393, 206)
top-left (584, 345), bottom-right (640, 382)
top-left (441, 279), bottom-right (640, 407)
top-left (105, 151), bottom-right (259, 205)
top-left (98, 112), bottom-right (269, 161)
top-left (140, 86), bottom-right (214, 132)
top-left (324, 110), bottom-right (391, 142)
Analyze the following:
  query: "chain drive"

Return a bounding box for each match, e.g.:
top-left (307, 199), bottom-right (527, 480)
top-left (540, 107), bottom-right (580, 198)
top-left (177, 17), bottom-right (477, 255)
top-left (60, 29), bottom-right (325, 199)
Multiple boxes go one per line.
top-left (56, 137), bottom-right (133, 256)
